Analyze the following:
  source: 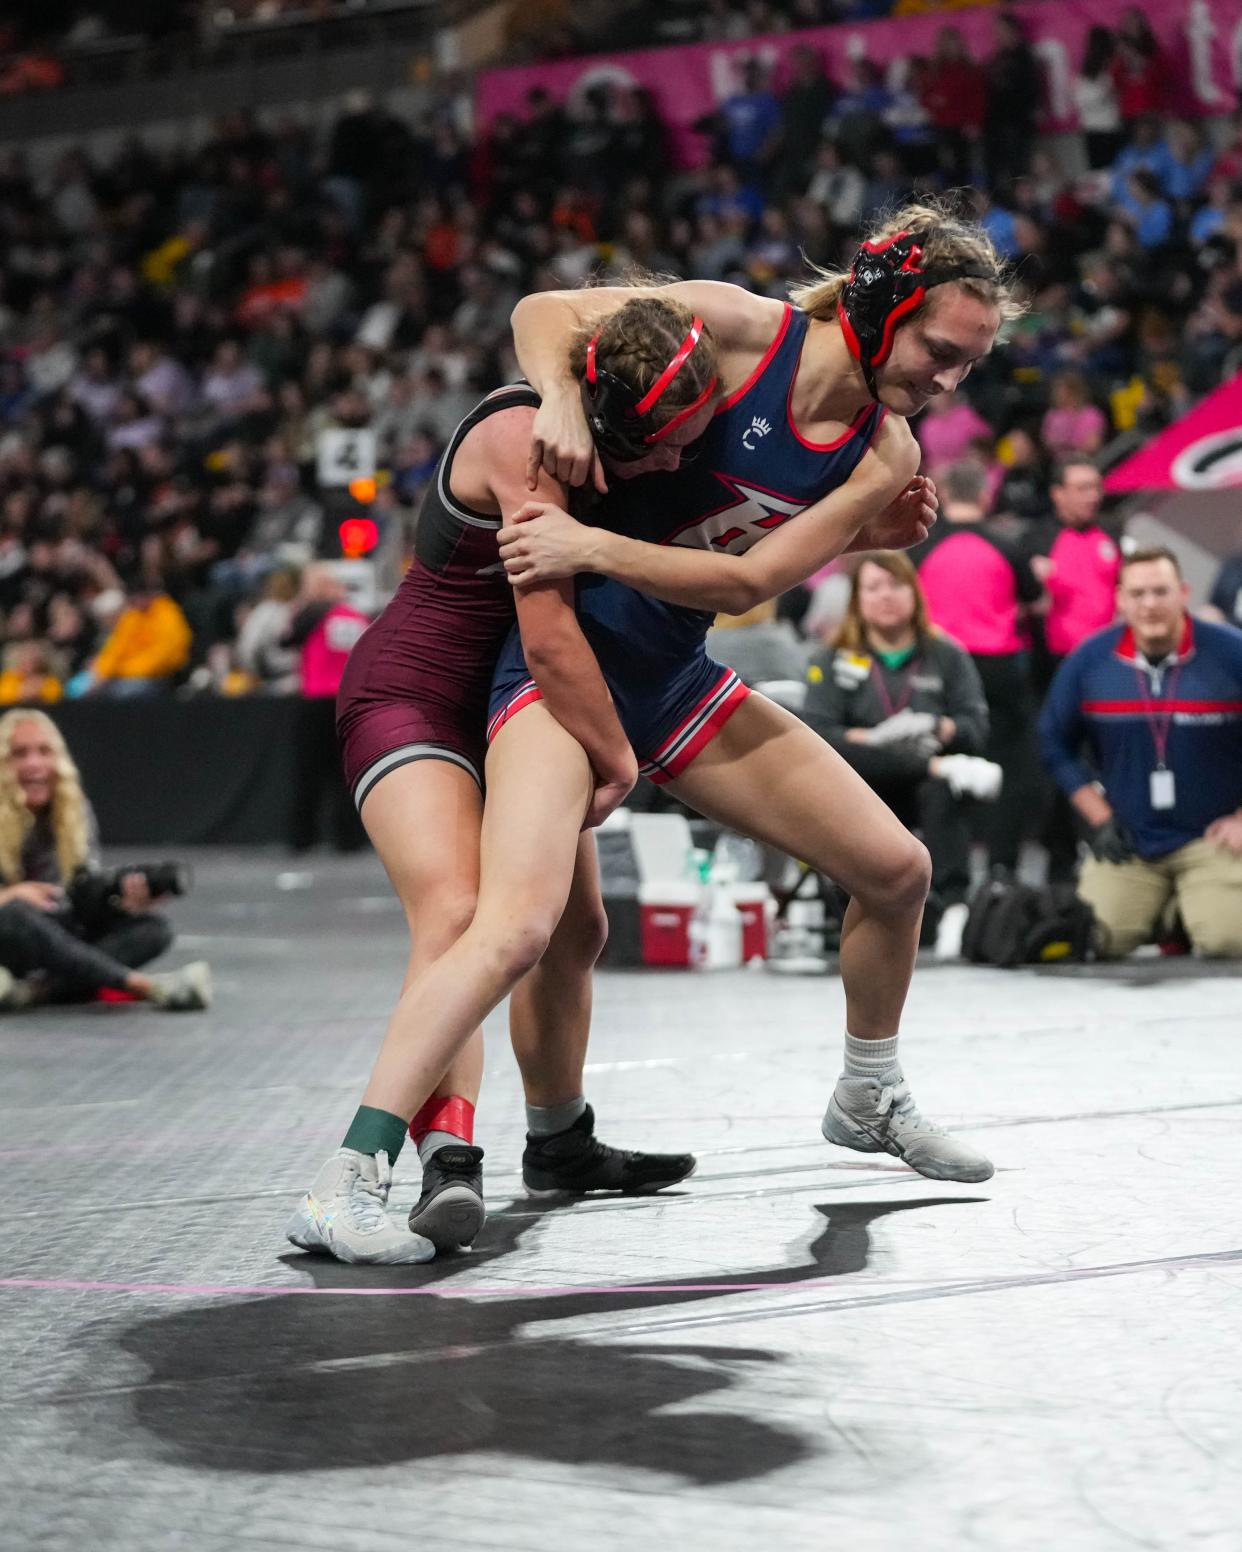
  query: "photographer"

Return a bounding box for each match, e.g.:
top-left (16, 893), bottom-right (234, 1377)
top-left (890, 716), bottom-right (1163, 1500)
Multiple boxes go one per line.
top-left (0, 711), bottom-right (211, 1010)
top-left (803, 552), bottom-right (1000, 959)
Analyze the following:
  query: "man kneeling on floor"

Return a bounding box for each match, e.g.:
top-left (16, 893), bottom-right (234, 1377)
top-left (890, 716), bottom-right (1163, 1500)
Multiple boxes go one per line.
top-left (0, 710), bottom-right (210, 1010)
top-left (1039, 545), bottom-right (1242, 958)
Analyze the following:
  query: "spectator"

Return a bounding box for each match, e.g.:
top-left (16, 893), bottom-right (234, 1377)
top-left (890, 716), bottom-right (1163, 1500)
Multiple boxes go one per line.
top-left (1115, 7), bottom-right (1164, 127)
top-left (828, 58), bottom-right (892, 171)
top-left (0, 710), bottom-right (209, 1010)
top-left (81, 572), bottom-right (192, 698)
top-left (1029, 460), bottom-right (1120, 664)
top-left (917, 387), bottom-right (992, 472)
top-left (805, 138), bottom-right (865, 232)
top-left (914, 461), bottom-right (1046, 875)
top-left (0, 641), bottom-right (63, 705)
top-left (719, 56), bottom-right (783, 179)
top-left (235, 565), bottom-right (302, 694)
top-left (706, 597), bottom-right (809, 687)
top-left (1205, 537), bottom-right (1242, 630)
top-left (776, 44), bottom-right (835, 197)
top-left (1118, 168), bottom-right (1174, 250)
top-left (983, 12), bottom-right (1042, 187)
top-left (1040, 371), bottom-right (1109, 458)
top-left (1028, 458), bottom-right (1122, 879)
top-left (1040, 546), bottom-right (1242, 958)
top-left (1163, 121), bottom-right (1215, 206)
top-left (993, 427), bottom-right (1049, 525)
top-left (282, 565), bottom-right (368, 851)
top-left (923, 27), bottom-right (985, 186)
top-left (1074, 26), bottom-right (1123, 171)
top-left (803, 552), bottom-right (998, 959)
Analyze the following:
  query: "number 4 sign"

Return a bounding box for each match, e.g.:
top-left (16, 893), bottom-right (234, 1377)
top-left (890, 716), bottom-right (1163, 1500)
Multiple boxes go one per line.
top-left (317, 428), bottom-right (377, 489)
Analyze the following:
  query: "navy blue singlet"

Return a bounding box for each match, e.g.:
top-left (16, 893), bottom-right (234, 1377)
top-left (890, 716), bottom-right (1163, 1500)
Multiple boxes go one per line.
top-left (489, 304), bottom-right (887, 783)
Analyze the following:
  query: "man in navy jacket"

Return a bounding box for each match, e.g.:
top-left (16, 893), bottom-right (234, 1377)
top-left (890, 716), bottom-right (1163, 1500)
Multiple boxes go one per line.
top-left (1039, 546), bottom-right (1242, 957)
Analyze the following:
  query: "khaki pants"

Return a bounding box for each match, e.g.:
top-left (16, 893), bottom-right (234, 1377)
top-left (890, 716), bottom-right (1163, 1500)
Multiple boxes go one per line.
top-left (1078, 838), bottom-right (1242, 959)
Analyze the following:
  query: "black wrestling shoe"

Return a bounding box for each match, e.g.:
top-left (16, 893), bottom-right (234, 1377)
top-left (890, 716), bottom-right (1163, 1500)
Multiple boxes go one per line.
top-left (522, 1104), bottom-right (696, 1196)
top-left (407, 1144), bottom-right (486, 1251)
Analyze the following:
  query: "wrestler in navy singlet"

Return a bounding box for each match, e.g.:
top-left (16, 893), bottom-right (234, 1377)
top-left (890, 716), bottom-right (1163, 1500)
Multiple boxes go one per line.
top-left (489, 305), bottom-right (887, 782)
top-left (337, 384), bottom-right (539, 805)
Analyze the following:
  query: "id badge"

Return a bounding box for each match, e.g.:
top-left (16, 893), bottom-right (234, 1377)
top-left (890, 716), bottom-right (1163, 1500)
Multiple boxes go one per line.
top-left (1150, 768), bottom-right (1176, 810)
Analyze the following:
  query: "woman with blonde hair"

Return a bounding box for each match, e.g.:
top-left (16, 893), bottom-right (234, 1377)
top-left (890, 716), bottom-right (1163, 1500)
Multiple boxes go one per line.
top-left (803, 552), bottom-right (1000, 959)
top-left (0, 710), bottom-right (210, 1011)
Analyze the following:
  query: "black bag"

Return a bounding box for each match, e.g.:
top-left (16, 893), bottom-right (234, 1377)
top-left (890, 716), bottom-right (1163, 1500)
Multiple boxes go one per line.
top-left (962, 878), bottom-right (1097, 967)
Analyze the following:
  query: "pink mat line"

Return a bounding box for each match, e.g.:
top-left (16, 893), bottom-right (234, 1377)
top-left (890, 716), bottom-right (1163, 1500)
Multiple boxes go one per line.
top-left (0, 1275), bottom-right (839, 1299)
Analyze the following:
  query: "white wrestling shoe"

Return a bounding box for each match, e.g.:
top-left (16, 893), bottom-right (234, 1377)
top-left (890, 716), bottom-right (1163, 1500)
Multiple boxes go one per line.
top-left (822, 1069), bottom-right (994, 1183)
top-left (286, 1148), bottom-right (435, 1264)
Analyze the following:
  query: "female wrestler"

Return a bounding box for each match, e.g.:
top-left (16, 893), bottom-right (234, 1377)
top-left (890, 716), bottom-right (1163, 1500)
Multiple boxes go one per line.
top-left (287, 298), bottom-right (716, 1264)
top-left (302, 204), bottom-right (1015, 1260)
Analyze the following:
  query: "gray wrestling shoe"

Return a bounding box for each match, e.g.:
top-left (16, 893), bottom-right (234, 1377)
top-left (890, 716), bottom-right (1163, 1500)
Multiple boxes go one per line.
top-left (822, 1069), bottom-right (994, 1183)
top-left (286, 1148), bottom-right (435, 1264)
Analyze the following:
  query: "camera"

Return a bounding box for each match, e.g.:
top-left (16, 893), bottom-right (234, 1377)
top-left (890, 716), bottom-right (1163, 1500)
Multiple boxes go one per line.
top-left (66, 862), bottom-right (192, 927)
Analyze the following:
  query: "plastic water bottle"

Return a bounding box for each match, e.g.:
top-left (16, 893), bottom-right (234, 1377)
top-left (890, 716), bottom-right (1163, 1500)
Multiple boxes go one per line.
top-left (688, 888), bottom-right (711, 969)
top-left (705, 884), bottom-right (743, 968)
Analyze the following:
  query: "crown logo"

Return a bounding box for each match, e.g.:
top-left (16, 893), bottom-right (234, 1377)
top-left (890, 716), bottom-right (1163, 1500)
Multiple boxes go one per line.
top-left (742, 416), bottom-right (772, 451)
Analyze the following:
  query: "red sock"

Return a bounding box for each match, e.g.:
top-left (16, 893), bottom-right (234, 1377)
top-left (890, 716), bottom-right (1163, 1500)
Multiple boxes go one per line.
top-left (409, 1094), bottom-right (475, 1146)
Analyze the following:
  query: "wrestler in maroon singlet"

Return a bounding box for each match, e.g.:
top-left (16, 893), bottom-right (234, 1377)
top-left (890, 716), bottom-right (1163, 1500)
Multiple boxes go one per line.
top-left (337, 384), bottom-right (540, 807)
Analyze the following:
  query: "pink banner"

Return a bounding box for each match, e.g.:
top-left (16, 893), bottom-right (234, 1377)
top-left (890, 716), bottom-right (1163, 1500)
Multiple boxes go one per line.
top-left (477, 0), bottom-right (1242, 169)
top-left (1106, 372), bottom-right (1242, 491)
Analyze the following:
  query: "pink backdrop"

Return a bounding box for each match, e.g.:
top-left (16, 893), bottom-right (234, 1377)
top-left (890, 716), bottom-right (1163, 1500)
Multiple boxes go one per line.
top-left (477, 0), bottom-right (1242, 168)
top-left (1107, 373), bottom-right (1242, 491)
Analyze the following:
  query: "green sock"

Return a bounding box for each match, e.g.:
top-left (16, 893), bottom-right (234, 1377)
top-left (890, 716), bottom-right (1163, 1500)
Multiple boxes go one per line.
top-left (342, 1105), bottom-right (408, 1164)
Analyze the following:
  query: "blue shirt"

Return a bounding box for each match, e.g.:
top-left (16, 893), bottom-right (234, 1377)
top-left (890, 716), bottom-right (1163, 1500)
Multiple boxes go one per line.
top-left (1110, 141), bottom-right (1175, 204)
top-left (1039, 618), bottom-right (1242, 858)
top-left (721, 91), bottom-right (782, 163)
top-left (980, 205), bottom-right (1020, 260)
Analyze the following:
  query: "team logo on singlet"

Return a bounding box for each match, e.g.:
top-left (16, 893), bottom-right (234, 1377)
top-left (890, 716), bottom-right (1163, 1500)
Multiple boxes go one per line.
top-left (742, 416), bottom-right (772, 451)
top-left (666, 473), bottom-right (805, 555)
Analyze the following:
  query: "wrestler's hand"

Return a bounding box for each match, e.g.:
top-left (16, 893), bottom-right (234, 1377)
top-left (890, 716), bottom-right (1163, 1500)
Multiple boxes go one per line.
top-left (583, 751), bottom-right (638, 830)
top-left (500, 501), bottom-right (600, 586)
top-left (527, 389), bottom-right (609, 495)
top-left (848, 475), bottom-right (938, 553)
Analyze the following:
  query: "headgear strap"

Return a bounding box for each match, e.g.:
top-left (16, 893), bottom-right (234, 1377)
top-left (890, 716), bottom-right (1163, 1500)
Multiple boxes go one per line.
top-left (582, 315), bottom-right (718, 462)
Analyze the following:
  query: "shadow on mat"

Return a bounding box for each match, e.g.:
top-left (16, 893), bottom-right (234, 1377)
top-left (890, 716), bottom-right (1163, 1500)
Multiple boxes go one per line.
top-left (103, 1195), bottom-right (982, 1484)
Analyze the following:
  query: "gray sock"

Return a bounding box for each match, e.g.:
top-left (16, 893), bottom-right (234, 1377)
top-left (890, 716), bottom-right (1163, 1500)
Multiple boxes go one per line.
top-left (843, 1033), bottom-right (900, 1080)
top-left (525, 1095), bottom-right (587, 1137)
top-left (417, 1128), bottom-right (470, 1165)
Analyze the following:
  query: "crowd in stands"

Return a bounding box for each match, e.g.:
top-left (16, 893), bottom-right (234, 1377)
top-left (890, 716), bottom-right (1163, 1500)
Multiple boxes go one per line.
top-left (1, 6), bottom-right (1242, 861)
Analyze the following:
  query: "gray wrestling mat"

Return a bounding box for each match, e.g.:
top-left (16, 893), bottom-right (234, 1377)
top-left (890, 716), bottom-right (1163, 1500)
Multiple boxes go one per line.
top-left (2, 850), bottom-right (1238, 1552)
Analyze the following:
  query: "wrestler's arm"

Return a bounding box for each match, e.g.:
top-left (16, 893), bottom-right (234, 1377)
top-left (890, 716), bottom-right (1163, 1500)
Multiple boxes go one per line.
top-left (502, 417), bottom-right (923, 616)
top-left (511, 281), bottom-right (781, 490)
top-left (485, 423), bottom-right (636, 807)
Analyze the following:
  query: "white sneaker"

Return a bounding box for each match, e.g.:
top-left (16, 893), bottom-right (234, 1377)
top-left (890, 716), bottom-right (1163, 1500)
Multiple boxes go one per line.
top-left (0, 966), bottom-right (35, 1010)
top-left (822, 1070), bottom-right (994, 1182)
top-left (934, 901), bottom-right (969, 961)
top-left (147, 961), bottom-right (212, 1011)
top-left (286, 1149), bottom-right (435, 1265)
top-left (937, 755), bottom-right (1003, 801)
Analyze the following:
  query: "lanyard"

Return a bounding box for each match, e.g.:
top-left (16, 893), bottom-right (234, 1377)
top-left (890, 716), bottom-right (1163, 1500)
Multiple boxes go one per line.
top-left (1135, 659), bottom-right (1181, 769)
top-left (870, 655), bottom-right (921, 719)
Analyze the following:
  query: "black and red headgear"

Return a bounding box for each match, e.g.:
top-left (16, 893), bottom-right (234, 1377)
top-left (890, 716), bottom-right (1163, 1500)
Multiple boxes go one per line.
top-left (838, 231), bottom-right (996, 398)
top-left (581, 315), bottom-right (717, 464)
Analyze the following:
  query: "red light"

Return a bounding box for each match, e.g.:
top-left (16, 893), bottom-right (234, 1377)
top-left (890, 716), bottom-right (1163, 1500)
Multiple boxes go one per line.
top-left (339, 517), bottom-right (379, 558)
